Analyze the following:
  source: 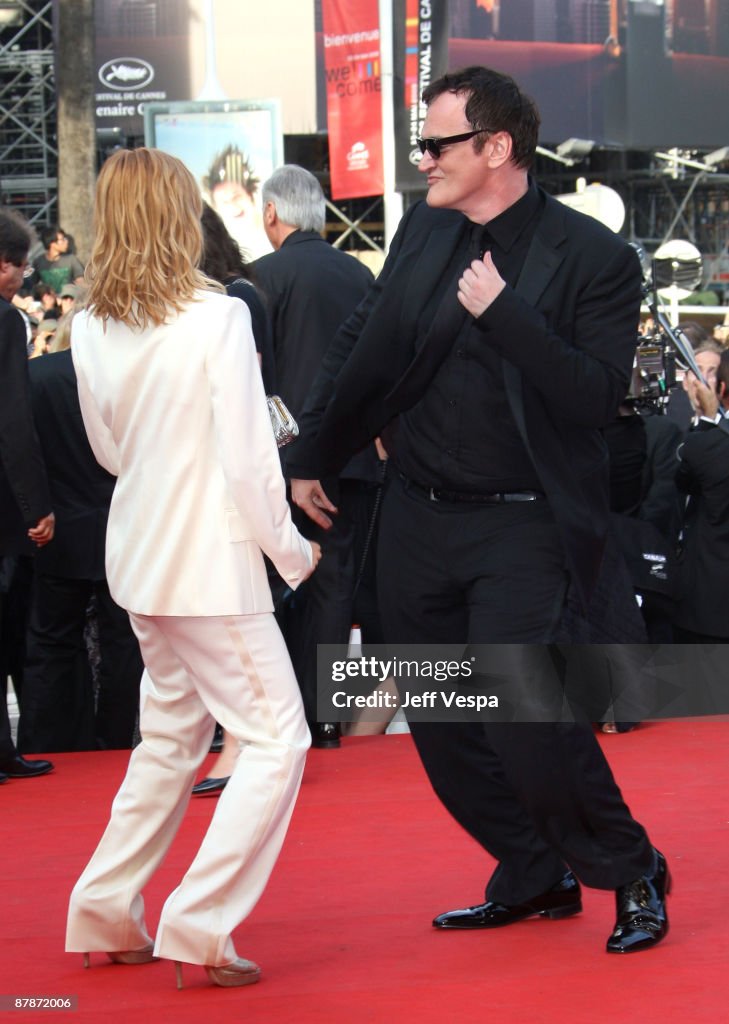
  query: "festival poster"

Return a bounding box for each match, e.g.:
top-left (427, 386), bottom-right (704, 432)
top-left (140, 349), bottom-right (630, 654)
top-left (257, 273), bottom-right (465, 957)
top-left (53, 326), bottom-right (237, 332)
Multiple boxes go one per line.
top-left (392, 0), bottom-right (450, 191)
top-left (321, 0), bottom-right (385, 199)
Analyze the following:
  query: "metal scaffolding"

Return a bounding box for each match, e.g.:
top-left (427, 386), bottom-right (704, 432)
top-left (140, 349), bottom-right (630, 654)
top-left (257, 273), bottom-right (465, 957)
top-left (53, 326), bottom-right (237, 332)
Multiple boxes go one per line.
top-left (0, 1), bottom-right (56, 227)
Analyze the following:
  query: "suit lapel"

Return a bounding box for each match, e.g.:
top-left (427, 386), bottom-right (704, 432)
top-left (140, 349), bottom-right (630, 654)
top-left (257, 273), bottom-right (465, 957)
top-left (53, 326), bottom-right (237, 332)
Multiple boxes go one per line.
top-left (502, 197), bottom-right (567, 458)
top-left (383, 218), bottom-right (470, 412)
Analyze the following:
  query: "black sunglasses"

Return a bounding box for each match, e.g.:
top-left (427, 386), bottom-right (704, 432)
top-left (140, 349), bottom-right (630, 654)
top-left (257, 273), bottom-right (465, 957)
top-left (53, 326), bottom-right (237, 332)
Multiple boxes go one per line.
top-left (416, 128), bottom-right (493, 159)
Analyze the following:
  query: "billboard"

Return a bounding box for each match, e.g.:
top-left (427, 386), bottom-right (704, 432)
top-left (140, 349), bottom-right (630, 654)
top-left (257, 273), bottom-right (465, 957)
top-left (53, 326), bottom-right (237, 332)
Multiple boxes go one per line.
top-left (321, 0), bottom-right (384, 199)
top-left (90, 0), bottom-right (316, 140)
top-left (444, 1), bottom-right (729, 149)
top-left (144, 100), bottom-right (284, 259)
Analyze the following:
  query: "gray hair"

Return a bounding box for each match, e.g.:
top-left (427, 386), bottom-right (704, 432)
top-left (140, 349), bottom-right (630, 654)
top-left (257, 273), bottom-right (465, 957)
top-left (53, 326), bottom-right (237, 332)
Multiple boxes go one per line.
top-left (261, 165), bottom-right (326, 234)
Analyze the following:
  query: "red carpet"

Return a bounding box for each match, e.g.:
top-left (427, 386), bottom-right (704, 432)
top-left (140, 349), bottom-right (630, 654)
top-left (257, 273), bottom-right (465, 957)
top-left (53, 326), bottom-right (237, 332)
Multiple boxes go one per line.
top-left (1, 720), bottom-right (727, 1023)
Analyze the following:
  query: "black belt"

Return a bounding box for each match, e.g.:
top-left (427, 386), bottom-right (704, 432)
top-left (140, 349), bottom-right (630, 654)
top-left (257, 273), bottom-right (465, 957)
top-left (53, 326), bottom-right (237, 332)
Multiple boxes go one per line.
top-left (401, 476), bottom-right (545, 505)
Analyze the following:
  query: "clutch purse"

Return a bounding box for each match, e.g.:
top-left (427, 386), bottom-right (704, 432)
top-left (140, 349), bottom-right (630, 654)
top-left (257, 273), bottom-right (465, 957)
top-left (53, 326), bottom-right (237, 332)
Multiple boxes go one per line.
top-left (266, 394), bottom-right (299, 448)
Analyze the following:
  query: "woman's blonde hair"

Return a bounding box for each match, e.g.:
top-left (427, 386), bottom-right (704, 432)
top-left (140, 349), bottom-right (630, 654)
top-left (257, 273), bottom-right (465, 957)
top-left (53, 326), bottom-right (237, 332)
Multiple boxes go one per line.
top-left (85, 147), bottom-right (222, 328)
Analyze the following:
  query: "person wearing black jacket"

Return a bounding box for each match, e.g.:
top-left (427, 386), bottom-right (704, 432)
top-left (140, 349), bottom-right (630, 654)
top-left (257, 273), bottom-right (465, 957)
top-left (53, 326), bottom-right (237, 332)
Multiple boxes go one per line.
top-left (252, 165), bottom-right (381, 749)
top-left (17, 347), bottom-right (144, 752)
top-left (288, 67), bottom-right (669, 954)
top-left (0, 208), bottom-right (54, 781)
top-left (673, 350), bottom-right (729, 642)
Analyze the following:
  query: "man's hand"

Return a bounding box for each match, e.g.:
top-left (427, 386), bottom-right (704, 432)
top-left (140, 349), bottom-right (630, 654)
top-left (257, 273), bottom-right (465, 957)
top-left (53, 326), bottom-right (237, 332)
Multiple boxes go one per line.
top-left (685, 373), bottom-right (719, 420)
top-left (457, 251), bottom-right (506, 319)
top-left (291, 479), bottom-right (337, 530)
top-left (28, 512), bottom-right (55, 547)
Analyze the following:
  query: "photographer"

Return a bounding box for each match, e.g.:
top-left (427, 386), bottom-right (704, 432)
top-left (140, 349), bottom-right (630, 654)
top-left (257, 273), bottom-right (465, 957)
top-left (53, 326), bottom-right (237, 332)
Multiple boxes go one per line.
top-left (672, 350), bottom-right (729, 643)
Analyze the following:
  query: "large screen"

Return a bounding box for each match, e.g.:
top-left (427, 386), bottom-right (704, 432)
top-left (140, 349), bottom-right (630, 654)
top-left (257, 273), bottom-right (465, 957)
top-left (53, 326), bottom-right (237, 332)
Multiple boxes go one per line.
top-left (144, 100), bottom-right (283, 260)
top-left (446, 1), bottom-right (729, 148)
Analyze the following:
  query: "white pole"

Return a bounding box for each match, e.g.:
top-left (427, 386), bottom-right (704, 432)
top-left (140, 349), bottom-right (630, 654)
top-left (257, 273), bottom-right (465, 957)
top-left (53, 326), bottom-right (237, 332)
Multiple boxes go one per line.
top-left (196, 0), bottom-right (228, 102)
top-left (379, 0), bottom-right (403, 250)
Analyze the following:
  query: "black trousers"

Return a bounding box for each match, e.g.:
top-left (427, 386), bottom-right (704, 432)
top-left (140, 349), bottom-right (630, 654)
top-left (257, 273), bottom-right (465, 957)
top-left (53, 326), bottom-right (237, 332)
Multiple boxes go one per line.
top-left (0, 554), bottom-right (33, 762)
top-left (17, 574), bottom-right (144, 752)
top-left (377, 474), bottom-right (654, 902)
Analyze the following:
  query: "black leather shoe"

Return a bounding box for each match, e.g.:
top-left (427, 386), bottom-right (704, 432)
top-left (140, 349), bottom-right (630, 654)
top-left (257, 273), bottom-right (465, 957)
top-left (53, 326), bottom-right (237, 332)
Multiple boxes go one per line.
top-left (191, 776), bottom-right (229, 796)
top-left (0, 772), bottom-right (7, 785)
top-left (311, 723), bottom-right (341, 749)
top-left (606, 849), bottom-right (670, 953)
top-left (0, 755), bottom-right (54, 779)
top-left (433, 872), bottom-right (582, 929)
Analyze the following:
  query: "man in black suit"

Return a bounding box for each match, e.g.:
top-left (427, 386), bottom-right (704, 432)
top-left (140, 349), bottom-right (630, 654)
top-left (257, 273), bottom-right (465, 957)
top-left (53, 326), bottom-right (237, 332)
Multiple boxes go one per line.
top-left (288, 67), bottom-right (669, 953)
top-left (17, 348), bottom-right (144, 752)
top-left (672, 349), bottom-right (729, 642)
top-left (0, 208), bottom-right (55, 783)
top-left (253, 165), bottom-right (381, 748)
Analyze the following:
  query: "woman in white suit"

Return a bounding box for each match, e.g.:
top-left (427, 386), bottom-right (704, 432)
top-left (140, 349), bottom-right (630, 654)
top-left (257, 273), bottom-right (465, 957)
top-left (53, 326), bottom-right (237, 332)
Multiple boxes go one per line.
top-left (65, 148), bottom-right (320, 989)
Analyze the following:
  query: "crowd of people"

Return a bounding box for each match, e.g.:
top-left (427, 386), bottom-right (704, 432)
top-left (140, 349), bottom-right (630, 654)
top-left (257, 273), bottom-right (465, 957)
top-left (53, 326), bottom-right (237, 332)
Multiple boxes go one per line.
top-left (1, 63), bottom-right (728, 985)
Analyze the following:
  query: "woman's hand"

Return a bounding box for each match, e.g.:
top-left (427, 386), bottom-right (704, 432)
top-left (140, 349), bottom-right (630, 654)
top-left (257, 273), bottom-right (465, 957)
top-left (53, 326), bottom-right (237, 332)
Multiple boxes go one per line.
top-left (305, 540), bottom-right (322, 578)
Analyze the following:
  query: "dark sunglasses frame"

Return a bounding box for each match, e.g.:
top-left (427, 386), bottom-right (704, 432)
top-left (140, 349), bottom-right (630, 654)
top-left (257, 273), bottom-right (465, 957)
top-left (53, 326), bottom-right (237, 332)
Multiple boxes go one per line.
top-left (416, 128), bottom-right (493, 159)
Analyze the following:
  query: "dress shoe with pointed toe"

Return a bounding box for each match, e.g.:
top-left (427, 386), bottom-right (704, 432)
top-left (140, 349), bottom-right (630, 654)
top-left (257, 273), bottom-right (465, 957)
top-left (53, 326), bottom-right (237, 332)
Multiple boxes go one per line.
top-left (606, 849), bottom-right (670, 953)
top-left (433, 871), bottom-right (582, 929)
top-left (0, 755), bottom-right (54, 778)
top-left (311, 723), bottom-right (341, 749)
top-left (191, 776), bottom-right (229, 796)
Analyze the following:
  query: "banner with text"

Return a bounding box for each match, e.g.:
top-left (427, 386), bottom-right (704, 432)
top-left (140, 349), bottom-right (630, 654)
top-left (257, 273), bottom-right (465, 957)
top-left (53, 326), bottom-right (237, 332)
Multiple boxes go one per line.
top-left (393, 0), bottom-right (450, 192)
top-left (322, 0), bottom-right (384, 200)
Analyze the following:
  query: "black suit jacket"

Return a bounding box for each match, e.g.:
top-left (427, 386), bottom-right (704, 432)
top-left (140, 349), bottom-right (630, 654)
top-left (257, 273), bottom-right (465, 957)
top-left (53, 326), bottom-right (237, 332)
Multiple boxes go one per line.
top-left (288, 189), bottom-right (643, 604)
top-left (28, 350), bottom-right (114, 579)
top-left (0, 299), bottom-right (52, 554)
top-left (252, 231), bottom-right (374, 419)
top-left (673, 419), bottom-right (729, 636)
top-left (253, 230), bottom-right (378, 483)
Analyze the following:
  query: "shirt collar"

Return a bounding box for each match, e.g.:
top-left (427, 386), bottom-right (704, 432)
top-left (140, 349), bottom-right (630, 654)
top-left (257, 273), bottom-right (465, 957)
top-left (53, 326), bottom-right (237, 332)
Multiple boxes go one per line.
top-left (481, 177), bottom-right (541, 251)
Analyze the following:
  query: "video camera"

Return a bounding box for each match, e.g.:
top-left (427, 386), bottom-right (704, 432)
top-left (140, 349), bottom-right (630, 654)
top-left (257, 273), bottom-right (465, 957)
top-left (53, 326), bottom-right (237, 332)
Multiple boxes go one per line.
top-left (630, 326), bottom-right (679, 411)
top-left (628, 244), bottom-right (707, 412)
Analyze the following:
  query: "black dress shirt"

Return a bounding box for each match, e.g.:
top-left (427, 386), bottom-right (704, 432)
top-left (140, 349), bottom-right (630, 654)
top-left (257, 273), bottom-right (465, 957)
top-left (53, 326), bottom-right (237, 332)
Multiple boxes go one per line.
top-left (394, 181), bottom-right (545, 493)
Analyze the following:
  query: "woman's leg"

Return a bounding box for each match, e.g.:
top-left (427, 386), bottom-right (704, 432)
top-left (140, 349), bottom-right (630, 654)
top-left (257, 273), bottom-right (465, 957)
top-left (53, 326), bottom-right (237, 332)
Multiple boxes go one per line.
top-left (66, 613), bottom-right (215, 954)
top-left (151, 613), bottom-right (309, 966)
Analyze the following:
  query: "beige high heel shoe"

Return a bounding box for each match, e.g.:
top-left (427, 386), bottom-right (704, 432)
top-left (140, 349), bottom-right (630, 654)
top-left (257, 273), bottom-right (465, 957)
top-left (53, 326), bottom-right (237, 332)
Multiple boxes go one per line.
top-left (174, 957), bottom-right (261, 989)
top-left (83, 946), bottom-right (157, 968)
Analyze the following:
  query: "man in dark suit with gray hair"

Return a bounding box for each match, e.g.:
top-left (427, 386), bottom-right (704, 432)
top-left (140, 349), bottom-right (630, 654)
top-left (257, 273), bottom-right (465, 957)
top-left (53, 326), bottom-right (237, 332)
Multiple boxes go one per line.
top-left (253, 165), bottom-right (381, 748)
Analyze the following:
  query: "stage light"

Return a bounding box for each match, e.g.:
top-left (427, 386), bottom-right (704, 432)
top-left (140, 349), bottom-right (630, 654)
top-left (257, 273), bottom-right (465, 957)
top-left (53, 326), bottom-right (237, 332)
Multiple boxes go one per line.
top-left (556, 138), bottom-right (595, 161)
top-left (0, 2), bottom-right (24, 30)
top-left (536, 139), bottom-right (595, 167)
top-left (704, 146), bottom-right (729, 168)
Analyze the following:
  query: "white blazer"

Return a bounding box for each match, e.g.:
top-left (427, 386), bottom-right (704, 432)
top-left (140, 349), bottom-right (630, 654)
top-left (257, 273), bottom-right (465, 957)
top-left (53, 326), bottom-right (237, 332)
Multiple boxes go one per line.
top-left (71, 290), bottom-right (312, 616)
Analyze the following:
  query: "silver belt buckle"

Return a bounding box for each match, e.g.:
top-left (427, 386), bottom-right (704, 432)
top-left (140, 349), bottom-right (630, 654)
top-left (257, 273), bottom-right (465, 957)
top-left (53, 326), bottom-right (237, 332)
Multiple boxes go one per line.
top-left (428, 487), bottom-right (440, 502)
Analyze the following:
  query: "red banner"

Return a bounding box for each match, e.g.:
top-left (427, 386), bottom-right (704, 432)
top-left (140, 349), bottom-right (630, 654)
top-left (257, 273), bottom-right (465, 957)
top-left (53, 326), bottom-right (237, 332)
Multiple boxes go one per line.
top-left (321, 0), bottom-right (384, 200)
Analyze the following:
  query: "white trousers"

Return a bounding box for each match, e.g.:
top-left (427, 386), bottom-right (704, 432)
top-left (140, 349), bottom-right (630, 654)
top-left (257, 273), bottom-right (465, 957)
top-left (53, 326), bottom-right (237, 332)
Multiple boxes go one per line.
top-left (65, 612), bottom-right (309, 966)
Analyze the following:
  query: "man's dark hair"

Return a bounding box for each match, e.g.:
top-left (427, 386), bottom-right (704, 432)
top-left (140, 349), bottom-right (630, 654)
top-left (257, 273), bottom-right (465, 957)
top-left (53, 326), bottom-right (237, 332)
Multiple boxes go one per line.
top-left (716, 348), bottom-right (729, 396)
top-left (199, 202), bottom-right (251, 283)
top-left (677, 320), bottom-right (709, 349)
top-left (41, 223), bottom-right (63, 250)
top-left (0, 208), bottom-right (31, 264)
top-left (422, 66), bottom-right (540, 169)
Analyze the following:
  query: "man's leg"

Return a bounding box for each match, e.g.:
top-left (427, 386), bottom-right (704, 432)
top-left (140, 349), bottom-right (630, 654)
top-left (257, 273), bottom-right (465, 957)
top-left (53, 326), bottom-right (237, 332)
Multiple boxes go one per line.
top-left (93, 581), bottom-right (144, 749)
top-left (377, 478), bottom-right (570, 902)
top-left (17, 575), bottom-right (93, 753)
